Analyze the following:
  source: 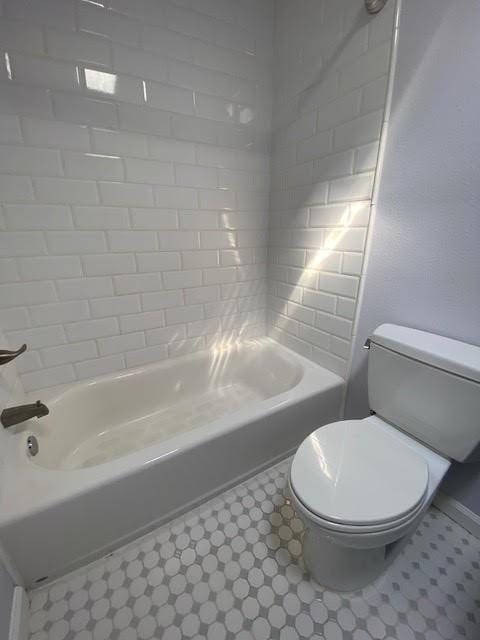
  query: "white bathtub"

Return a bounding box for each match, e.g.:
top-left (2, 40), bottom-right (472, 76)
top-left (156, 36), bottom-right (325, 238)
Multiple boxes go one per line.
top-left (0, 338), bottom-right (343, 587)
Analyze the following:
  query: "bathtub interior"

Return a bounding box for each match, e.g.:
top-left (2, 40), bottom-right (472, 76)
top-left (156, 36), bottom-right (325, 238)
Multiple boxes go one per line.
top-left (24, 340), bottom-right (303, 471)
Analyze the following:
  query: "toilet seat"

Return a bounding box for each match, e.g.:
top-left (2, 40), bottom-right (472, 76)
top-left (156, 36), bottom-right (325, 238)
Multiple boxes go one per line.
top-left (289, 479), bottom-right (428, 536)
top-left (290, 419), bottom-right (429, 531)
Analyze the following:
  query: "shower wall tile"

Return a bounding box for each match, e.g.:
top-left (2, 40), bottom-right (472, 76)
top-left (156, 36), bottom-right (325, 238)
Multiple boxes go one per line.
top-left (0, 0), bottom-right (273, 391)
top-left (268, 0), bottom-right (396, 377)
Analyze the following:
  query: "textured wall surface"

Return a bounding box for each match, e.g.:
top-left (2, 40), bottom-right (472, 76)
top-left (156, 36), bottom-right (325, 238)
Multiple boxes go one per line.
top-left (345, 0), bottom-right (480, 515)
top-left (0, 0), bottom-right (273, 391)
top-left (267, 0), bottom-right (395, 377)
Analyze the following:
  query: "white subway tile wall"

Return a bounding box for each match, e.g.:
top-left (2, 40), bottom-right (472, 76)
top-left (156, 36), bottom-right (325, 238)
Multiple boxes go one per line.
top-left (267, 0), bottom-right (395, 377)
top-left (0, 0), bottom-right (274, 390)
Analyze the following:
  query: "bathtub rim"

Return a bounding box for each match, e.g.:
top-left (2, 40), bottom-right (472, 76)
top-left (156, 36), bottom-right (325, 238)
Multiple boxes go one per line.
top-left (21, 336), bottom-right (306, 470)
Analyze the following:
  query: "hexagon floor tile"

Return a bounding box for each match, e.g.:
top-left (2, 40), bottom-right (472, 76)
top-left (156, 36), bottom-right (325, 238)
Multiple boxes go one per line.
top-left (28, 458), bottom-right (480, 640)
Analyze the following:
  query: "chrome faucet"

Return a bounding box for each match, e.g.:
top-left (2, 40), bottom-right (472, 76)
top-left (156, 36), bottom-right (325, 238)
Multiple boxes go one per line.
top-left (0, 343), bottom-right (49, 428)
top-left (1, 401), bottom-right (49, 428)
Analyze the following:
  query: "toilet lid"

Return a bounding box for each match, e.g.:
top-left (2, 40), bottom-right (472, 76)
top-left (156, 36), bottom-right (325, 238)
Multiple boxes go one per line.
top-left (290, 420), bottom-right (429, 527)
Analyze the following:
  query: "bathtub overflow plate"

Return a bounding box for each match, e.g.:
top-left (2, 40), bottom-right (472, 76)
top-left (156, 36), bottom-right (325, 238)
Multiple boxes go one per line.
top-left (27, 435), bottom-right (39, 457)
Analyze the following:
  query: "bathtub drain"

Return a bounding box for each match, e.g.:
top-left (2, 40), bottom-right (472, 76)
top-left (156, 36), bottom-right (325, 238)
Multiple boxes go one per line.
top-left (27, 435), bottom-right (39, 456)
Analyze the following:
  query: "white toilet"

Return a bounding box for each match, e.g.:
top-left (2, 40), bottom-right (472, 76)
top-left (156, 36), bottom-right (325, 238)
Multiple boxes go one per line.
top-left (290, 324), bottom-right (480, 591)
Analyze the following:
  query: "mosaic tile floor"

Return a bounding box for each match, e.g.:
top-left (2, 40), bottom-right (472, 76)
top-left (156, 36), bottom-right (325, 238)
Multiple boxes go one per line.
top-left (28, 459), bottom-right (480, 640)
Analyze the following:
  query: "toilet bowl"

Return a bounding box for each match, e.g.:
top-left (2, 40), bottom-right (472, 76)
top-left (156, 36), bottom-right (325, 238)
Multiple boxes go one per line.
top-left (289, 324), bottom-right (480, 591)
top-left (289, 416), bottom-right (450, 591)
top-left (288, 324), bottom-right (480, 590)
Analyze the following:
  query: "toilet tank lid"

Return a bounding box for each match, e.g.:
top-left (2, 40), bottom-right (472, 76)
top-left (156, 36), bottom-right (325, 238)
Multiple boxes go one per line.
top-left (371, 324), bottom-right (480, 383)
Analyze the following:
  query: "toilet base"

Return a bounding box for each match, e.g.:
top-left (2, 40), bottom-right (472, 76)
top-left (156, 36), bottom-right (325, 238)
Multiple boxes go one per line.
top-left (302, 529), bottom-right (403, 592)
top-left (288, 474), bottom-right (431, 592)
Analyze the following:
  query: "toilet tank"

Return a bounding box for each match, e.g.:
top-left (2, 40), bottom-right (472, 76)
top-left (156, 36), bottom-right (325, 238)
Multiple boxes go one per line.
top-left (367, 324), bottom-right (480, 462)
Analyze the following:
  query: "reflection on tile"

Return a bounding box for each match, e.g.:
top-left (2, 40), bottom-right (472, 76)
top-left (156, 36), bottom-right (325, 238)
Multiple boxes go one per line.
top-left (29, 458), bottom-right (480, 640)
top-left (84, 69), bottom-right (117, 95)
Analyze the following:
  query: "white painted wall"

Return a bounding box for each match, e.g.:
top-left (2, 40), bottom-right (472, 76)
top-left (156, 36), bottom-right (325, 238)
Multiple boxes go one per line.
top-left (0, 0), bottom-right (273, 391)
top-left (345, 0), bottom-right (480, 515)
top-left (267, 0), bottom-right (395, 377)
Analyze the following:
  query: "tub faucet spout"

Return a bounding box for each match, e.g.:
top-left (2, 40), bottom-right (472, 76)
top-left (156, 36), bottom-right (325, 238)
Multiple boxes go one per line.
top-left (1, 400), bottom-right (49, 428)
